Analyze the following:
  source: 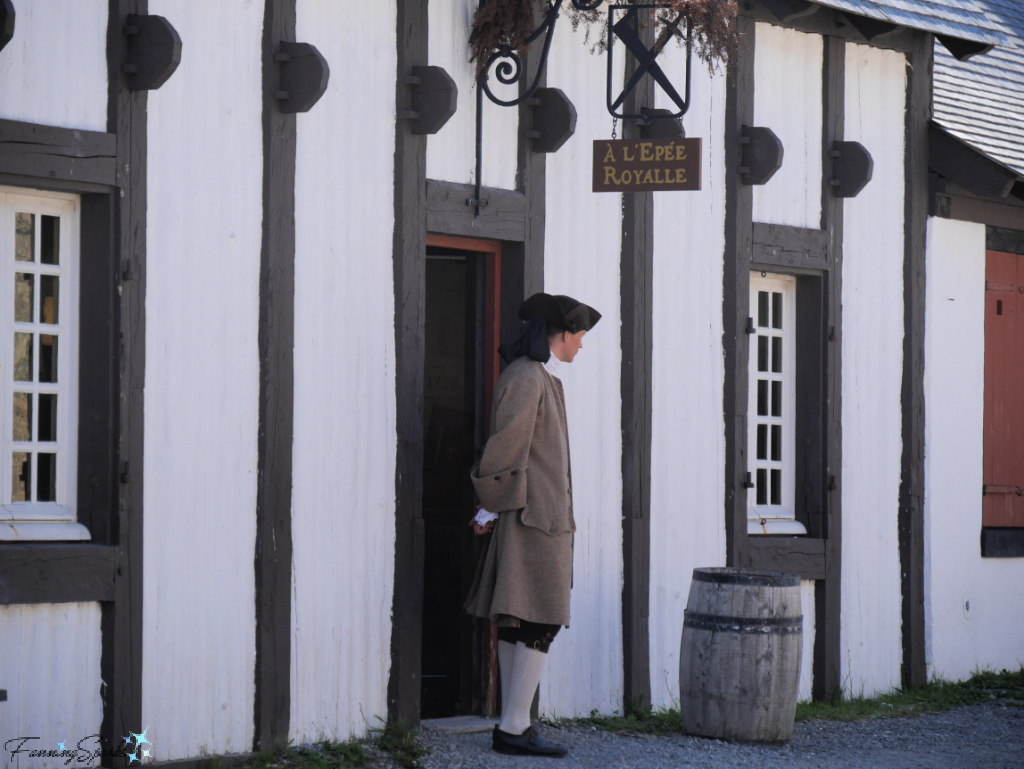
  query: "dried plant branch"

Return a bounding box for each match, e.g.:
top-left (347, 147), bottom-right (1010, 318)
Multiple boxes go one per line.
top-left (472, 0), bottom-right (737, 75)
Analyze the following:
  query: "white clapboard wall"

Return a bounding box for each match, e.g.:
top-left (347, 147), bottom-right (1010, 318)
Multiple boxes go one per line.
top-left (427, 0), bottom-right (518, 189)
top-left (537, 12), bottom-right (625, 719)
top-left (923, 218), bottom-right (1024, 682)
top-left (840, 41), bottom-right (906, 699)
top-left (142, 0), bottom-right (263, 759)
top-left (0, 2), bottom-right (107, 761)
top-left (648, 38), bottom-right (730, 710)
top-left (289, 0), bottom-right (398, 745)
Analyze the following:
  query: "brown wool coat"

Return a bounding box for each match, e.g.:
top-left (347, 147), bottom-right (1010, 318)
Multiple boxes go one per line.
top-left (463, 356), bottom-right (575, 628)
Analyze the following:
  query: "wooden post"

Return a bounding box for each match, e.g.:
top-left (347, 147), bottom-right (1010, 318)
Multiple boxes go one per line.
top-left (620, 5), bottom-right (654, 714)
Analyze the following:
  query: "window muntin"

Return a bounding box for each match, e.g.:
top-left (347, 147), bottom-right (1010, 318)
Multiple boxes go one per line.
top-left (748, 272), bottom-right (804, 534)
top-left (1, 190), bottom-right (82, 535)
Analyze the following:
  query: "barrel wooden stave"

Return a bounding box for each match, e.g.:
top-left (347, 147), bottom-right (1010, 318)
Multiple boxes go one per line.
top-left (678, 568), bottom-right (802, 742)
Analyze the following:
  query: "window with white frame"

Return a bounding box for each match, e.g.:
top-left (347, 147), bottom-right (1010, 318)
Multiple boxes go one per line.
top-left (747, 272), bottom-right (805, 535)
top-left (0, 189), bottom-right (86, 540)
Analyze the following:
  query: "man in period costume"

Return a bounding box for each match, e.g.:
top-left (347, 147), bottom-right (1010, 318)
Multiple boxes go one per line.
top-left (464, 292), bottom-right (601, 758)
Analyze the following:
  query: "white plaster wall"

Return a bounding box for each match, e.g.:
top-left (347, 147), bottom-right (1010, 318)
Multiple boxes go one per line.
top-left (0, 0), bottom-right (107, 131)
top-left (751, 23), bottom-right (823, 229)
top-left (839, 43), bottom-right (905, 699)
top-left (0, 604), bottom-right (102, 769)
top-left (143, 1), bottom-right (262, 758)
top-left (289, 1), bottom-right (397, 743)
top-left (799, 581), bottom-right (815, 703)
top-left (427, 0), bottom-right (517, 188)
top-left (648, 43), bottom-right (728, 710)
top-left (537, 14), bottom-right (623, 719)
top-left (924, 217), bottom-right (1024, 682)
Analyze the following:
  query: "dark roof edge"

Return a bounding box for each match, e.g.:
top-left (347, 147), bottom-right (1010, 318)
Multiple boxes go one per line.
top-left (930, 121), bottom-right (1021, 201)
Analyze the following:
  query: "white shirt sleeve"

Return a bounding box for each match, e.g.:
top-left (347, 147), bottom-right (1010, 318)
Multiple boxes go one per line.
top-left (474, 508), bottom-right (499, 525)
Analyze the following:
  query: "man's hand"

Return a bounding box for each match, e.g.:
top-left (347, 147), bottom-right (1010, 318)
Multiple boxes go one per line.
top-left (469, 505), bottom-right (497, 535)
top-left (469, 516), bottom-right (496, 535)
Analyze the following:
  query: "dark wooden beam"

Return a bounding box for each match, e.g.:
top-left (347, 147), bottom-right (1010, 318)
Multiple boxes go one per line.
top-left (79, 192), bottom-right (120, 545)
top-left (516, 10), bottom-right (547, 301)
top-left (929, 123), bottom-right (1018, 201)
top-left (388, 0), bottom-right (429, 728)
top-left (898, 31), bottom-right (930, 692)
top-left (723, 11), bottom-right (755, 577)
top-left (980, 528), bottom-right (1024, 558)
top-left (937, 187), bottom-right (1024, 231)
top-left (987, 226), bottom-right (1024, 255)
top-left (104, 0), bottom-right (147, 758)
top-left (0, 545), bottom-right (116, 603)
top-left (620, 6), bottom-right (654, 715)
top-left (0, 118), bottom-right (117, 186)
top-left (426, 181), bottom-right (527, 242)
top-left (752, 223), bottom-right (828, 269)
top-left (814, 32), bottom-right (845, 705)
top-left (253, 0), bottom-right (297, 751)
top-left (746, 539), bottom-right (826, 580)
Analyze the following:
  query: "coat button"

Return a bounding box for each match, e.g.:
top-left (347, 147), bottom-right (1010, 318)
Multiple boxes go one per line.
top-left (494, 475), bottom-right (501, 481)
top-left (511, 470), bottom-right (518, 476)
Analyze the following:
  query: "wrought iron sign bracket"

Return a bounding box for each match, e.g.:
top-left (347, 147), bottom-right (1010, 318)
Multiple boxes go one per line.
top-left (0, 0), bottom-right (13, 55)
top-left (274, 41), bottom-right (330, 114)
top-left (606, 4), bottom-right (692, 125)
top-left (399, 65), bottom-right (458, 135)
top-left (829, 141), bottom-right (873, 198)
top-left (122, 14), bottom-right (182, 91)
top-left (471, 0), bottom-right (601, 215)
top-left (737, 126), bottom-right (784, 186)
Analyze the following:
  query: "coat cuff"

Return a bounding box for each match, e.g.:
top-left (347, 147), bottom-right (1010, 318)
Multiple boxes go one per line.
top-left (471, 465), bottom-right (528, 512)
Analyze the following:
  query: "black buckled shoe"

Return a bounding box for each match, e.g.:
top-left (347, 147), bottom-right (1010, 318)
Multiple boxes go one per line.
top-left (492, 726), bottom-right (569, 758)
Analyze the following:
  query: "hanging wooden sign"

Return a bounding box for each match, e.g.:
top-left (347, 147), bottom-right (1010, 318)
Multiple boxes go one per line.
top-left (593, 138), bottom-right (701, 192)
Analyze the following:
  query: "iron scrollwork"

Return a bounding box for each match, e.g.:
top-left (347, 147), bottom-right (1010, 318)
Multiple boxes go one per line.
top-left (472, 0), bottom-right (601, 215)
top-left (471, 0), bottom-right (690, 215)
top-left (478, 0), bottom-right (602, 108)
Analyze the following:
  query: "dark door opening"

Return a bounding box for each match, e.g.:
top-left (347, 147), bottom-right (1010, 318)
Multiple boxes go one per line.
top-left (420, 235), bottom-right (500, 719)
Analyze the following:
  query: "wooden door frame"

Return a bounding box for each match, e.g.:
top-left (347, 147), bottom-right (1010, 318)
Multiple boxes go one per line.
top-left (425, 232), bottom-right (501, 717)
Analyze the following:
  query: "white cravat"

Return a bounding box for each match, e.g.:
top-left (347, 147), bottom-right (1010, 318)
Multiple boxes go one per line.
top-left (543, 354), bottom-right (561, 378)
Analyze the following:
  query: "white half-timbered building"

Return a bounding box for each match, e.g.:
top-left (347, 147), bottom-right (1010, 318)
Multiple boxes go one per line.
top-left (0, 0), bottom-right (1021, 765)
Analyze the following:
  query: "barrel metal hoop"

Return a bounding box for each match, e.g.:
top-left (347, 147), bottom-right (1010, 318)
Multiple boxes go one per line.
top-left (684, 610), bottom-right (802, 635)
top-left (691, 568), bottom-right (800, 587)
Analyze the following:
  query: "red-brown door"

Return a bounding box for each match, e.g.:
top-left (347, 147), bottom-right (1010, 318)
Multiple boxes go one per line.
top-left (983, 250), bottom-right (1024, 528)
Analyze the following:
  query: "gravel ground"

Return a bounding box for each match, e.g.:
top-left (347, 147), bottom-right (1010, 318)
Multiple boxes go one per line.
top-left (406, 702), bottom-right (1024, 769)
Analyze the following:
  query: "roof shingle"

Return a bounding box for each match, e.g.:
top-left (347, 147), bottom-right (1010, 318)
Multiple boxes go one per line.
top-left (933, 0), bottom-right (1024, 176)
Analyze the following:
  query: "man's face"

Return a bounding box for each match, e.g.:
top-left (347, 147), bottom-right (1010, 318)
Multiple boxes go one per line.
top-left (561, 330), bottom-right (586, 362)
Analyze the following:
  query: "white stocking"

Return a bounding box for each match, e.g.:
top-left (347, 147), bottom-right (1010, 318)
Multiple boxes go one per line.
top-left (497, 642), bottom-right (546, 736)
top-left (497, 640), bottom-right (516, 718)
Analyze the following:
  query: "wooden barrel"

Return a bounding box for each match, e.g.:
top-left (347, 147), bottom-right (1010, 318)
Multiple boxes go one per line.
top-left (678, 567), bottom-right (802, 742)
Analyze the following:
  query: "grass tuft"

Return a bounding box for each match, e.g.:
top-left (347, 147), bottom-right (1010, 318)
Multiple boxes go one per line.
top-left (235, 739), bottom-right (372, 769)
top-left (576, 705), bottom-right (683, 735)
top-left (796, 666), bottom-right (1024, 722)
top-left (371, 719), bottom-right (430, 769)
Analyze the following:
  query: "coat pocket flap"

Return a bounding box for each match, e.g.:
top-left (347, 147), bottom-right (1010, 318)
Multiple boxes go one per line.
top-left (471, 463), bottom-right (528, 513)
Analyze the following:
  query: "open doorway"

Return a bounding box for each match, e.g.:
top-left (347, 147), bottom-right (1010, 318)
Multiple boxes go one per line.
top-left (420, 234), bottom-right (500, 719)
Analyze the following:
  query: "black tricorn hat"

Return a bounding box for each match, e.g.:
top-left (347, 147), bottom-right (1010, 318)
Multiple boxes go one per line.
top-left (518, 292), bottom-right (602, 333)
